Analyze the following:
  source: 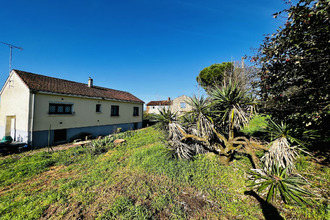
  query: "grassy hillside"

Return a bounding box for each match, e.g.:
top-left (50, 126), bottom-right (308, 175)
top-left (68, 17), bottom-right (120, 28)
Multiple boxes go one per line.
top-left (0, 127), bottom-right (329, 219)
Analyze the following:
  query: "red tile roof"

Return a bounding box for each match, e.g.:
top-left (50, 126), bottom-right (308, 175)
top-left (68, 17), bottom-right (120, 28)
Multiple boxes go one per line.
top-left (146, 100), bottom-right (171, 106)
top-left (14, 70), bottom-right (144, 103)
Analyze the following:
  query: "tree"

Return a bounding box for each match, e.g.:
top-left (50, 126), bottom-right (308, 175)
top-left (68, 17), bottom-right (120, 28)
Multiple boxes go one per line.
top-left (255, 0), bottom-right (330, 135)
top-left (197, 60), bottom-right (260, 97)
top-left (196, 62), bottom-right (233, 91)
top-left (231, 59), bottom-right (260, 97)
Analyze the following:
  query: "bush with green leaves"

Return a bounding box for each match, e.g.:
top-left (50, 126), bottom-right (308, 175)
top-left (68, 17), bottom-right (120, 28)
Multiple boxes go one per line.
top-left (241, 114), bottom-right (269, 136)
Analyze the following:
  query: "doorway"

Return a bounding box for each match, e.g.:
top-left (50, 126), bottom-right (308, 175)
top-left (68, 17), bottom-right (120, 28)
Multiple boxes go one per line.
top-left (5, 116), bottom-right (16, 141)
top-left (54, 129), bottom-right (67, 143)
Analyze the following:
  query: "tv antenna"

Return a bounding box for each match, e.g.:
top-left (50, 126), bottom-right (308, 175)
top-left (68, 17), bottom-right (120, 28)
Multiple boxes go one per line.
top-left (0, 42), bottom-right (23, 74)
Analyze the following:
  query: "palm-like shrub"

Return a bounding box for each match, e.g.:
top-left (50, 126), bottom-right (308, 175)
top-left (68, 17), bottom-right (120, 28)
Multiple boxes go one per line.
top-left (184, 95), bottom-right (214, 140)
top-left (154, 81), bottom-right (268, 167)
top-left (175, 81), bottom-right (265, 167)
top-left (209, 81), bottom-right (262, 166)
top-left (154, 107), bottom-right (207, 159)
top-left (261, 119), bottom-right (307, 173)
top-left (249, 164), bottom-right (314, 206)
top-left (154, 107), bottom-right (177, 134)
top-left (211, 80), bottom-right (255, 135)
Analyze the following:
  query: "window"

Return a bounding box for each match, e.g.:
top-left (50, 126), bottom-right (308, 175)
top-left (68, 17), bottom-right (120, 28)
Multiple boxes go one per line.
top-left (96, 104), bottom-right (101, 112)
top-left (133, 107), bottom-right (139, 116)
top-left (49, 103), bottom-right (73, 114)
top-left (111, 105), bottom-right (119, 116)
top-left (180, 102), bottom-right (186, 109)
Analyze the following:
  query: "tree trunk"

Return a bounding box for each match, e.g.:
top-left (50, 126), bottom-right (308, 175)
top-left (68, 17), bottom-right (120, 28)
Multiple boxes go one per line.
top-left (219, 155), bottom-right (231, 166)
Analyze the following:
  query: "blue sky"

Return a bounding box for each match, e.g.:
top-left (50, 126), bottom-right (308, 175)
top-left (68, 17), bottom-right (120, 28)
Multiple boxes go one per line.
top-left (0, 0), bottom-right (287, 105)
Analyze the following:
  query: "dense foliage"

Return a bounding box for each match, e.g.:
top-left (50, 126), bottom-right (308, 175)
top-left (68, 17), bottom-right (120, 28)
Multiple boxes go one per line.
top-left (196, 62), bottom-right (233, 91)
top-left (255, 0), bottom-right (330, 139)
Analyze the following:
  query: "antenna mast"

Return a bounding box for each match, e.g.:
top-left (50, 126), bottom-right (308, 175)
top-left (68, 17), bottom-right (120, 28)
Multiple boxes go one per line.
top-left (0, 42), bottom-right (23, 74)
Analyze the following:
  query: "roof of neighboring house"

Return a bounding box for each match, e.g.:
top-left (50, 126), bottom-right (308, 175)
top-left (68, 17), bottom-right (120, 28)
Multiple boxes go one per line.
top-left (146, 100), bottom-right (171, 106)
top-left (13, 70), bottom-right (144, 103)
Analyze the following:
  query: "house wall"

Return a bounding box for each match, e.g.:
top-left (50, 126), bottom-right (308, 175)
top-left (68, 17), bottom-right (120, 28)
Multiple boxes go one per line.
top-left (31, 93), bottom-right (143, 147)
top-left (0, 72), bottom-right (30, 142)
top-left (171, 95), bottom-right (191, 114)
top-left (32, 122), bottom-right (142, 148)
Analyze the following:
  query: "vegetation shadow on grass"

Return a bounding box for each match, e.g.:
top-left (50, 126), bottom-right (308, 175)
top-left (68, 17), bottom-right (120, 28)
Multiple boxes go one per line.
top-left (244, 190), bottom-right (284, 220)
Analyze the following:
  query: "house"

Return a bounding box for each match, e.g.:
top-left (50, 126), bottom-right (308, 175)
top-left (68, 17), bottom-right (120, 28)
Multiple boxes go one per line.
top-left (146, 98), bottom-right (171, 114)
top-left (146, 95), bottom-right (191, 115)
top-left (0, 70), bottom-right (144, 148)
top-left (170, 95), bottom-right (192, 114)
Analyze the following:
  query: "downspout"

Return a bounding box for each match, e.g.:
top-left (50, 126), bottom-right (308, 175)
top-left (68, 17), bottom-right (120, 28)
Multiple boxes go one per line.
top-left (29, 92), bottom-right (35, 146)
top-left (142, 103), bottom-right (144, 128)
top-left (14, 118), bottom-right (16, 141)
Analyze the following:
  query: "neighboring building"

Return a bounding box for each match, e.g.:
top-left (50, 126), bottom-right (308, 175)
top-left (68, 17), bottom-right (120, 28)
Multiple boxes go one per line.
top-left (146, 98), bottom-right (171, 114)
top-left (171, 95), bottom-right (192, 114)
top-left (0, 70), bottom-right (144, 147)
top-left (146, 95), bottom-right (191, 115)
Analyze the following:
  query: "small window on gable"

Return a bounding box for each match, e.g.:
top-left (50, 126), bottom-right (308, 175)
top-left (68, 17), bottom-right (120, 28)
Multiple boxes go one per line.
top-left (96, 104), bottom-right (101, 112)
top-left (133, 107), bottom-right (139, 116)
top-left (180, 102), bottom-right (186, 108)
top-left (111, 105), bottom-right (119, 116)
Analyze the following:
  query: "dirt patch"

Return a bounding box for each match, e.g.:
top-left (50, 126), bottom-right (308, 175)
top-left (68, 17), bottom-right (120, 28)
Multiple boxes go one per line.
top-left (178, 191), bottom-right (207, 213)
top-left (40, 203), bottom-right (66, 220)
top-left (41, 201), bottom-right (85, 220)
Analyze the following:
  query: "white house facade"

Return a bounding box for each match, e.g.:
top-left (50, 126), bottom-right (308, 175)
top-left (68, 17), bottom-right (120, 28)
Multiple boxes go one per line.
top-left (0, 70), bottom-right (144, 148)
top-left (146, 98), bottom-right (171, 114)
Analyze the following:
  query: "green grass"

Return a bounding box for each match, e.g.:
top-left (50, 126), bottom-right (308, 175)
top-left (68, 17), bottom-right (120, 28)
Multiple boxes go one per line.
top-left (0, 127), bottom-right (328, 219)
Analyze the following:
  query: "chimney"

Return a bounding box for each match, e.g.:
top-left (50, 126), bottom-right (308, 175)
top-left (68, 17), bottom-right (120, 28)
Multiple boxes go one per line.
top-left (168, 97), bottom-right (171, 101)
top-left (88, 77), bottom-right (93, 87)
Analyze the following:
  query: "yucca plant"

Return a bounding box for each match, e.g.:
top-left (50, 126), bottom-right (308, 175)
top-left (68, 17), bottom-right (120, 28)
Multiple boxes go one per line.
top-left (154, 107), bottom-right (206, 159)
top-left (176, 81), bottom-right (265, 167)
top-left (86, 136), bottom-right (114, 156)
top-left (249, 164), bottom-right (314, 206)
top-left (262, 119), bottom-right (308, 173)
top-left (154, 107), bottom-right (177, 134)
top-left (184, 95), bottom-right (214, 140)
top-left (211, 80), bottom-right (256, 136)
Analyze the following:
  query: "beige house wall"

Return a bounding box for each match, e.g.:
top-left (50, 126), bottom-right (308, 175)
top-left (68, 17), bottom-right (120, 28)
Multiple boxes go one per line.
top-left (171, 95), bottom-right (191, 114)
top-left (33, 93), bottom-right (143, 131)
